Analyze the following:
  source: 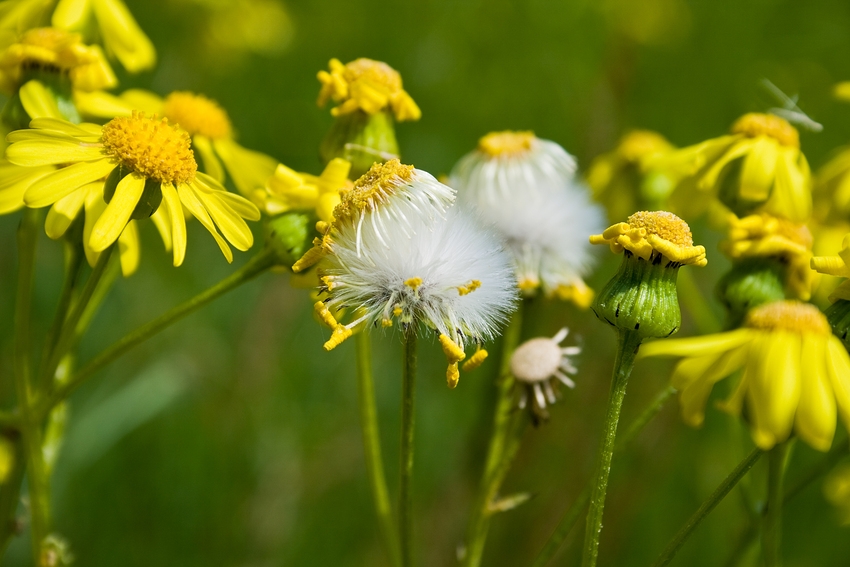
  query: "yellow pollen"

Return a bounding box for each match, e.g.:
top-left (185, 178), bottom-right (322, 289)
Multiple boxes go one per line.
top-left (731, 113), bottom-right (799, 148)
top-left (462, 348), bottom-right (488, 372)
top-left (320, 275), bottom-right (336, 290)
top-left (404, 277), bottom-right (423, 291)
top-left (617, 130), bottom-right (673, 163)
top-left (162, 91), bottom-right (232, 140)
top-left (627, 211), bottom-right (694, 247)
top-left (343, 58), bottom-right (403, 91)
top-left (333, 159), bottom-right (414, 221)
top-left (101, 112), bottom-right (197, 185)
top-left (393, 305), bottom-right (403, 317)
top-left (745, 300), bottom-right (831, 335)
top-left (458, 280), bottom-right (481, 295)
top-left (478, 131), bottom-right (536, 157)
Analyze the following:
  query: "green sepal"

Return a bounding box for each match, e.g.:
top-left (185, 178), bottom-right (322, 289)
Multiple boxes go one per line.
top-left (103, 164), bottom-right (163, 219)
top-left (824, 299), bottom-right (850, 352)
top-left (319, 109), bottom-right (399, 179)
top-left (716, 257), bottom-right (786, 329)
top-left (264, 211), bottom-right (313, 268)
top-left (592, 251), bottom-right (682, 340)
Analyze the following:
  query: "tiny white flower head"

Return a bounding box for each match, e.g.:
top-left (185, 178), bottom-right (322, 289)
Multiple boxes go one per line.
top-left (450, 131), bottom-right (605, 306)
top-left (511, 328), bottom-right (580, 419)
top-left (300, 160), bottom-right (518, 388)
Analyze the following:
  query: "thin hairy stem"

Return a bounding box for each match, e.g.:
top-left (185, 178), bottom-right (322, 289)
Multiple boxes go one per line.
top-left (399, 327), bottom-right (417, 567)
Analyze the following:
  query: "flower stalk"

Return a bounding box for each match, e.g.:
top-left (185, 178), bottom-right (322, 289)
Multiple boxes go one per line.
top-left (762, 441), bottom-right (790, 567)
top-left (399, 327), bottom-right (418, 567)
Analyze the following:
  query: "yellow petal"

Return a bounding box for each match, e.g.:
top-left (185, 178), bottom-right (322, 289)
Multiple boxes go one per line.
top-left (19, 80), bottom-right (64, 120)
top-left (29, 118), bottom-right (102, 137)
top-left (795, 334), bottom-right (836, 451)
top-left (89, 172), bottom-right (144, 252)
top-left (193, 135), bottom-right (224, 183)
top-left (117, 219), bottom-right (139, 276)
top-left (698, 138), bottom-right (755, 190)
top-left (766, 147), bottom-right (811, 223)
top-left (45, 186), bottom-right (87, 239)
top-left (73, 89), bottom-right (134, 119)
top-left (52, 0), bottom-right (92, 29)
top-left (192, 185), bottom-right (253, 251)
top-left (826, 337), bottom-right (850, 430)
top-left (0, 164), bottom-right (53, 214)
top-left (91, 0), bottom-right (156, 72)
top-left (150, 202), bottom-right (172, 252)
top-left (7, 139), bottom-right (105, 167)
top-left (176, 183), bottom-right (232, 262)
top-left (638, 329), bottom-right (751, 359)
top-left (746, 332), bottom-right (800, 449)
top-left (213, 138), bottom-right (278, 198)
top-left (195, 172), bottom-right (260, 220)
top-left (676, 346), bottom-right (748, 427)
top-left (739, 137), bottom-right (778, 201)
top-left (24, 159), bottom-right (113, 207)
top-left (160, 182), bottom-right (185, 266)
top-left (83, 184), bottom-right (107, 267)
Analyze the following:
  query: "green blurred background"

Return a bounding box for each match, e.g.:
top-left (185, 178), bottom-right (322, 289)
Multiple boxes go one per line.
top-left (2, 0), bottom-right (850, 565)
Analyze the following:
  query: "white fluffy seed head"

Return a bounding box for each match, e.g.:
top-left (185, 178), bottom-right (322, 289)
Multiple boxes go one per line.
top-left (322, 190), bottom-right (518, 344)
top-left (450, 135), bottom-right (604, 296)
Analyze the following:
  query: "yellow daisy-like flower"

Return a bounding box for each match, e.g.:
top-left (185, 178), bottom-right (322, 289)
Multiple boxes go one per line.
top-left (587, 129), bottom-right (677, 221)
top-left (0, 27), bottom-right (116, 93)
top-left (260, 157), bottom-right (351, 221)
top-left (721, 212), bottom-right (814, 300)
top-left (317, 58), bottom-right (421, 121)
top-left (814, 146), bottom-right (850, 221)
top-left (51, 0), bottom-right (155, 73)
top-left (639, 300), bottom-right (850, 451)
top-left (667, 113), bottom-right (811, 223)
top-left (811, 233), bottom-right (850, 302)
top-left (4, 113), bottom-right (260, 266)
top-left (590, 210), bottom-right (707, 266)
top-left (74, 89), bottom-right (279, 200)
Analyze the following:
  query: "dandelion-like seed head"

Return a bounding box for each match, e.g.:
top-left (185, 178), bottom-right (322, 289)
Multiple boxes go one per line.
top-left (101, 112), bottom-right (197, 185)
top-left (478, 130), bottom-right (536, 158)
top-left (333, 159), bottom-right (415, 222)
top-left (511, 328), bottom-right (580, 417)
top-left (731, 112), bottom-right (799, 148)
top-left (745, 300), bottom-right (831, 335)
top-left (162, 91), bottom-right (232, 140)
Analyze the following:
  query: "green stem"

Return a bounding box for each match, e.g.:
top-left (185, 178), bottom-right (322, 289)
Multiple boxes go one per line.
top-left (37, 248), bottom-right (277, 417)
top-left (11, 209), bottom-right (50, 562)
top-left (39, 245), bottom-right (114, 394)
top-left (355, 332), bottom-right (401, 567)
top-left (762, 442), bottom-right (789, 567)
top-left (581, 329), bottom-right (642, 567)
top-left (463, 305), bottom-right (525, 567)
top-left (38, 240), bottom-right (84, 391)
top-left (0, 433), bottom-right (26, 557)
top-left (651, 447), bottom-right (763, 567)
top-left (531, 386), bottom-right (674, 567)
top-left (399, 327), bottom-right (417, 567)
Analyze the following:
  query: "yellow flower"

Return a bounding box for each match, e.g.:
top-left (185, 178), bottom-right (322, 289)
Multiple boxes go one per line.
top-left (4, 113), bottom-right (260, 266)
top-left (666, 113), bottom-right (811, 223)
top-left (317, 58), bottom-right (421, 121)
top-left (0, 27), bottom-right (116, 94)
top-left (260, 158), bottom-right (351, 221)
top-left (74, 89), bottom-right (279, 200)
top-left (587, 129), bottom-right (677, 221)
top-left (824, 463), bottom-right (850, 526)
top-left (0, 0), bottom-right (53, 32)
top-left (639, 300), bottom-right (850, 451)
top-left (834, 81), bottom-right (850, 103)
top-left (811, 233), bottom-right (850, 302)
top-left (815, 145), bottom-right (850, 221)
top-left (590, 210), bottom-right (707, 266)
top-left (51, 0), bottom-right (155, 72)
top-left (721, 212), bottom-right (814, 300)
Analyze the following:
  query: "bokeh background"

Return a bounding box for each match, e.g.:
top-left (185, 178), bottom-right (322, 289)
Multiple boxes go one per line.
top-left (2, 0), bottom-right (850, 565)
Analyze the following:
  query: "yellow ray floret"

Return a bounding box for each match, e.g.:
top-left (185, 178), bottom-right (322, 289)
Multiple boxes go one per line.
top-left (317, 57), bottom-right (421, 121)
top-left (461, 347), bottom-right (488, 372)
top-left (439, 334), bottom-right (466, 389)
top-left (589, 210), bottom-right (707, 266)
top-left (639, 300), bottom-right (850, 452)
top-left (722, 212), bottom-right (814, 299)
top-left (811, 232), bottom-right (850, 302)
top-left (262, 158), bottom-right (351, 220)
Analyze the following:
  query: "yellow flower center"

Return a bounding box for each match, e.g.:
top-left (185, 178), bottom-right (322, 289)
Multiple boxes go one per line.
top-left (3, 27), bottom-right (87, 71)
top-left (627, 210), bottom-right (694, 247)
top-left (478, 131), bottom-right (536, 157)
top-left (332, 159), bottom-right (414, 222)
top-left (101, 112), bottom-right (197, 185)
top-left (745, 300), bottom-right (831, 335)
top-left (162, 91), bottom-right (232, 140)
top-left (731, 113), bottom-right (799, 148)
top-left (344, 58), bottom-right (403, 91)
top-left (617, 130), bottom-right (672, 163)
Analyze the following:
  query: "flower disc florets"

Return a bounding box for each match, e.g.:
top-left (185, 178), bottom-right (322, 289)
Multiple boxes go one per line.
top-left (317, 57), bottom-right (421, 121)
top-left (731, 113), bottom-right (799, 149)
top-left (590, 210), bottom-right (707, 266)
top-left (101, 112), bottom-right (197, 185)
top-left (744, 300), bottom-right (831, 335)
top-left (162, 91), bottom-right (232, 140)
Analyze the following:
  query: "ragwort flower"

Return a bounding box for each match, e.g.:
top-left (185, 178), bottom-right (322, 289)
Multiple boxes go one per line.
top-left (74, 89), bottom-right (279, 199)
top-left (295, 160), bottom-right (516, 388)
top-left (451, 130), bottom-right (602, 306)
top-left (4, 112), bottom-right (260, 266)
top-left (667, 113), bottom-right (811, 222)
top-left (639, 300), bottom-right (850, 451)
top-left (259, 157), bottom-right (351, 221)
top-left (590, 210), bottom-right (707, 339)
